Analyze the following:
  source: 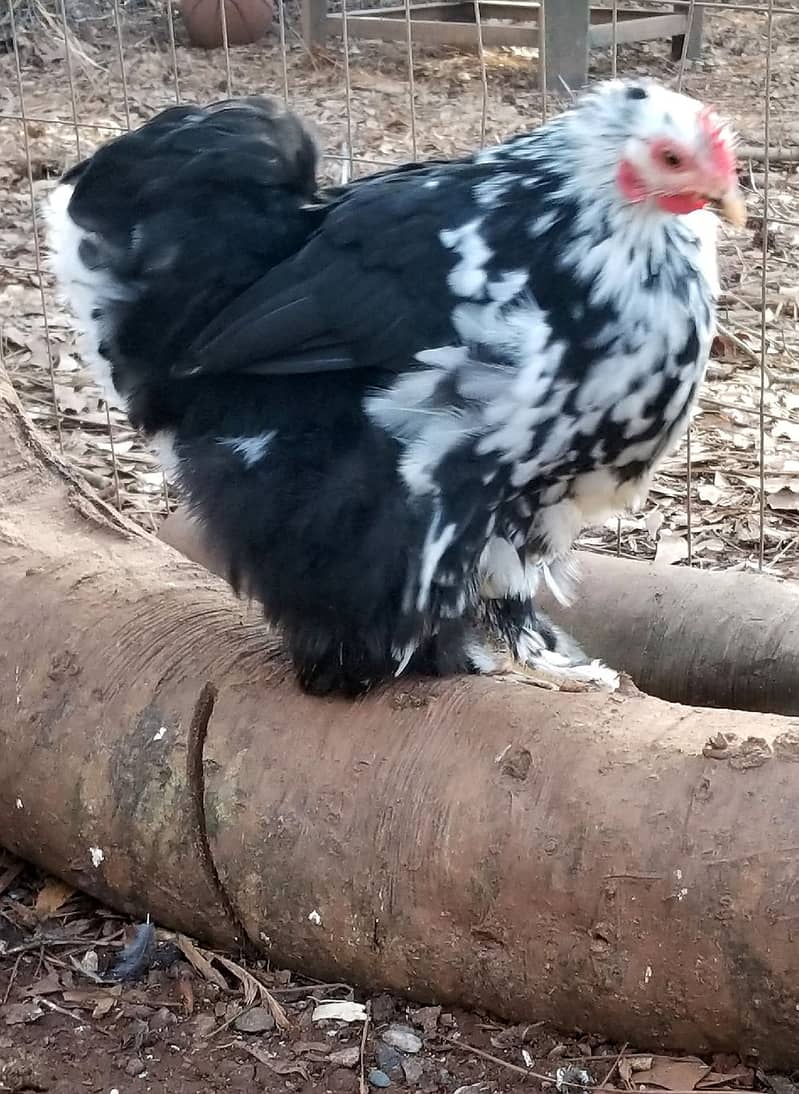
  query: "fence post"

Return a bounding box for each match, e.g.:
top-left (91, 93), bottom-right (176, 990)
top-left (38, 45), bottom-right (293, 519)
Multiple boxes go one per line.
top-left (542, 0), bottom-right (590, 92)
top-left (671, 2), bottom-right (704, 61)
top-left (302, 0), bottom-right (328, 46)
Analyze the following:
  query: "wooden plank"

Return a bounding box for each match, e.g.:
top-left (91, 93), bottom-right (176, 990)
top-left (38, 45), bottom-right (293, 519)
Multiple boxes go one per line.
top-left (326, 12), bottom-right (537, 46)
top-left (354, 0), bottom-right (540, 21)
top-left (671, 2), bottom-right (704, 61)
top-left (588, 13), bottom-right (686, 47)
top-left (322, 0), bottom-right (694, 63)
top-left (590, 6), bottom-right (676, 23)
top-left (542, 0), bottom-right (589, 91)
top-left (302, 0), bottom-right (328, 45)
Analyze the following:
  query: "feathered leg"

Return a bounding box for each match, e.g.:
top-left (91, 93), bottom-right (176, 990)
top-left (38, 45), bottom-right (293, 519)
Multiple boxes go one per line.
top-left (472, 538), bottom-right (620, 690)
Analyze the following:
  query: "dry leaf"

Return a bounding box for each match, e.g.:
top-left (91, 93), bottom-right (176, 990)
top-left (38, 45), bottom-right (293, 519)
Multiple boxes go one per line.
top-left (619, 1059), bottom-right (634, 1085)
top-left (768, 488), bottom-right (799, 511)
top-left (62, 986), bottom-right (123, 1005)
top-left (697, 1069), bottom-right (754, 1089)
top-left (697, 483), bottom-right (723, 505)
top-left (92, 995), bottom-right (118, 1019)
top-left (634, 1056), bottom-right (712, 1091)
top-left (243, 1044), bottom-right (310, 1080)
top-left (312, 1000), bottom-right (368, 1023)
top-left (176, 935), bottom-right (228, 990)
top-left (178, 974), bottom-right (195, 1016)
top-left (215, 954), bottom-right (289, 1030)
top-left (34, 877), bottom-right (75, 919)
top-left (22, 973), bottom-right (62, 997)
top-left (3, 1001), bottom-right (44, 1026)
top-left (644, 508), bottom-right (664, 537)
top-left (654, 530), bottom-right (689, 566)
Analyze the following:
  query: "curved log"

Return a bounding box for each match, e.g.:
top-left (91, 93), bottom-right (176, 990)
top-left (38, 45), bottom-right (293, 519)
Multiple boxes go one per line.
top-left (540, 553), bottom-right (799, 716)
top-left (1, 368), bottom-right (799, 1066)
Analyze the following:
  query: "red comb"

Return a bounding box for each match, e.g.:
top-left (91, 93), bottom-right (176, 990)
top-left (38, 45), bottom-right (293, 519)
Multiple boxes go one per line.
top-left (699, 105), bottom-right (736, 177)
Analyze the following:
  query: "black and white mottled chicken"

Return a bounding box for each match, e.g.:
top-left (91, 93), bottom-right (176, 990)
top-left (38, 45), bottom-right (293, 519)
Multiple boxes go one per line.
top-left (45, 82), bottom-right (743, 696)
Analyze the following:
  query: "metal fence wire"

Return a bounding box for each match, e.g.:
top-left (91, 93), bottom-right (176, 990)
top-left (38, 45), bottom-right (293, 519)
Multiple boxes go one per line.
top-left (0, 0), bottom-right (797, 578)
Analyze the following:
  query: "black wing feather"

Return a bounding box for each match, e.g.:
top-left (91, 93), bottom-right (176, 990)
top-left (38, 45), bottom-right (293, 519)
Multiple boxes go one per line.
top-left (174, 160), bottom-right (487, 379)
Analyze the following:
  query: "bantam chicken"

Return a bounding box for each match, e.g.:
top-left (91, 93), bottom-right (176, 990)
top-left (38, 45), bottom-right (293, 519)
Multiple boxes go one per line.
top-left (46, 81), bottom-right (743, 696)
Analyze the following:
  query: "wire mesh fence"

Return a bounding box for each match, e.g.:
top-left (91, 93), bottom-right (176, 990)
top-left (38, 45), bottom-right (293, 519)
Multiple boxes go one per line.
top-left (0, 0), bottom-right (797, 576)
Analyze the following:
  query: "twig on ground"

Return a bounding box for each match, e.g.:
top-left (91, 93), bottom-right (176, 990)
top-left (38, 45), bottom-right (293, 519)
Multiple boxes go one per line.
top-left (437, 1033), bottom-right (552, 1081)
top-left (359, 1006), bottom-right (370, 1094)
top-left (1, 954), bottom-right (22, 1006)
top-left (601, 1043), bottom-right (628, 1088)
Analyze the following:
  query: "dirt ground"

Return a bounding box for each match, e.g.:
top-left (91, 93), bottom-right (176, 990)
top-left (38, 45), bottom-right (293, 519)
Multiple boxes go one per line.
top-left (2, 854), bottom-right (791, 1094)
top-left (1, 2), bottom-right (799, 1091)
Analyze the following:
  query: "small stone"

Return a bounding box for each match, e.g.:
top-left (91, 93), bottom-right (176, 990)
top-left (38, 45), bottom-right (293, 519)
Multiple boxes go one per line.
top-left (233, 1006), bottom-right (276, 1033)
top-left (368, 1068), bottom-right (392, 1088)
top-left (402, 1056), bottom-right (424, 1084)
top-left (383, 1024), bottom-right (423, 1054)
top-left (149, 1006), bottom-right (177, 1032)
top-left (329, 1045), bottom-right (361, 1068)
top-left (376, 1042), bottom-right (404, 1078)
top-left (370, 993), bottom-right (396, 1024)
top-left (439, 1013), bottom-right (456, 1028)
top-left (191, 1013), bottom-right (217, 1039)
top-left (124, 1056), bottom-right (145, 1077)
top-left (328, 1067), bottom-right (360, 1093)
top-left (409, 1005), bottom-right (441, 1035)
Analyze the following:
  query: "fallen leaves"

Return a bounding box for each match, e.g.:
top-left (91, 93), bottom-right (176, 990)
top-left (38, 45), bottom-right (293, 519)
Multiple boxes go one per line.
top-left (313, 1000), bottom-right (369, 1023)
top-left (33, 878), bottom-right (74, 920)
top-left (3, 1001), bottom-right (44, 1025)
top-left (632, 1056), bottom-right (712, 1091)
top-left (175, 934), bottom-right (228, 991)
top-left (242, 1043), bottom-right (311, 1080)
top-left (176, 935), bottom-right (290, 1029)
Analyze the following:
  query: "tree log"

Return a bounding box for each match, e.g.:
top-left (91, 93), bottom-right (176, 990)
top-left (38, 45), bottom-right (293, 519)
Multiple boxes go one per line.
top-left (2, 367), bottom-right (799, 1065)
top-left (539, 553), bottom-right (799, 716)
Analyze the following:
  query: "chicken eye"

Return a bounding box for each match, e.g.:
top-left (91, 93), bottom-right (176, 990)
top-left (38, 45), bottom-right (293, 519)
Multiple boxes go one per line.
top-left (662, 148), bottom-right (683, 168)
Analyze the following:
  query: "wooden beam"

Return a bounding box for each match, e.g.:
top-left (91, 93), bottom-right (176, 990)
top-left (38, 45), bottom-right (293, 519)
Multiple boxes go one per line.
top-left (588, 13), bottom-right (687, 48)
top-left (326, 11), bottom-right (537, 46)
top-left (353, 0), bottom-right (540, 22)
top-left (318, 0), bottom-right (699, 66)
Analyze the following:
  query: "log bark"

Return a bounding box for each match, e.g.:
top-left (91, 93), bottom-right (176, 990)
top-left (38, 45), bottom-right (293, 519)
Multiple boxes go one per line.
top-left (2, 368), bottom-right (799, 1065)
top-left (160, 507), bottom-right (799, 717)
top-left (539, 553), bottom-right (799, 716)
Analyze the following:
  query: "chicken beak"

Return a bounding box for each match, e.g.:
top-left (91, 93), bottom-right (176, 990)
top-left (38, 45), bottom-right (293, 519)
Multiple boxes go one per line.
top-left (717, 184), bottom-right (747, 228)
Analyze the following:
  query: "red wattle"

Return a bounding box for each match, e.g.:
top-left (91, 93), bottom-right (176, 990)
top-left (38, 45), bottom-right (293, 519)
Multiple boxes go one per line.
top-left (617, 162), bottom-right (708, 217)
top-left (655, 192), bottom-right (708, 215)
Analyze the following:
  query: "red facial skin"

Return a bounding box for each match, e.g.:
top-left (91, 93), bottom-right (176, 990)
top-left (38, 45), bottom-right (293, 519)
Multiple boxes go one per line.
top-left (616, 108), bottom-right (737, 217)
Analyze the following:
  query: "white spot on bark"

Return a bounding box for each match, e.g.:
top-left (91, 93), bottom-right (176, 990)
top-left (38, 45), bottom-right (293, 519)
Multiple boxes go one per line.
top-left (308, 909), bottom-right (322, 926)
top-left (153, 726), bottom-right (167, 742)
top-left (15, 798), bottom-right (23, 810)
top-left (89, 847), bottom-right (105, 868)
top-left (644, 965), bottom-right (653, 984)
